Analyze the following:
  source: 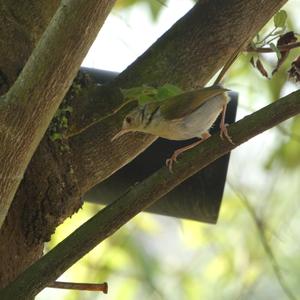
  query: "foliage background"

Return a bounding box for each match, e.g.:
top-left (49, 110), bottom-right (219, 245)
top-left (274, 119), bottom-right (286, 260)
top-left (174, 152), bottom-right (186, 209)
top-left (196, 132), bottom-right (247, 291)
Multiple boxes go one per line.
top-left (38, 0), bottom-right (300, 299)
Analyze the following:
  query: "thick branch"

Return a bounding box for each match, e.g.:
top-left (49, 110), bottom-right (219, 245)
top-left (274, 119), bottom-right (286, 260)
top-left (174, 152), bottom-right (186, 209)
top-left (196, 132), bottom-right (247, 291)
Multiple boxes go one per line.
top-left (0, 1), bottom-right (60, 93)
top-left (0, 0), bottom-right (115, 227)
top-left (2, 90), bottom-right (299, 300)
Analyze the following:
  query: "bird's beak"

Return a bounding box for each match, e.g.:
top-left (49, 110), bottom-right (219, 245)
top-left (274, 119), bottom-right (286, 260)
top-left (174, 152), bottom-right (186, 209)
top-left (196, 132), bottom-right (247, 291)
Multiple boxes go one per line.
top-left (111, 129), bottom-right (130, 141)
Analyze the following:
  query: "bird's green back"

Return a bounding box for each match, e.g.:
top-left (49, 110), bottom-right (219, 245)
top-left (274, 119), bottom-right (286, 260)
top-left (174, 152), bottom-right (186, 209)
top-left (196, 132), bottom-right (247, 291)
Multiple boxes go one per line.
top-left (159, 86), bottom-right (229, 120)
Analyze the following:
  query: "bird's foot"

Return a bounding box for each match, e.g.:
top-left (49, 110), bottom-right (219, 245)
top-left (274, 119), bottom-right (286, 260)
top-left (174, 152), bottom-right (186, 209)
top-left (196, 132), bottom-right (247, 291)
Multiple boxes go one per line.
top-left (166, 153), bottom-right (179, 173)
top-left (165, 136), bottom-right (210, 172)
top-left (220, 123), bottom-right (235, 145)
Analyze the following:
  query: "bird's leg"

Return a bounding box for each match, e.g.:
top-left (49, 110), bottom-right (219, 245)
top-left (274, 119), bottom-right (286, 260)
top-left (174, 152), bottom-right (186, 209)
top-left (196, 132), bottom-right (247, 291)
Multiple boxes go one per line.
top-left (166, 132), bottom-right (211, 172)
top-left (219, 103), bottom-right (234, 144)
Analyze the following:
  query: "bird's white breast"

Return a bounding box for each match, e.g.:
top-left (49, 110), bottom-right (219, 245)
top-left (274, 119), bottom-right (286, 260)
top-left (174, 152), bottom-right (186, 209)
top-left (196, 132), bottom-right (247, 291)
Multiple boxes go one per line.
top-left (145, 94), bottom-right (227, 140)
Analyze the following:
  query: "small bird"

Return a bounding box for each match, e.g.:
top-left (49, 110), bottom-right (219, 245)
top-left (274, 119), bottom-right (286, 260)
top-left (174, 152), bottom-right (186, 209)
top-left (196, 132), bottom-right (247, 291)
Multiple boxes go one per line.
top-left (112, 86), bottom-right (232, 171)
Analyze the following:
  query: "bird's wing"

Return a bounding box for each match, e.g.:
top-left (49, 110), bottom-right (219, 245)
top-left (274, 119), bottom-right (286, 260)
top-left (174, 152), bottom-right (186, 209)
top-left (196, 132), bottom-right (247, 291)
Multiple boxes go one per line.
top-left (160, 86), bottom-right (229, 120)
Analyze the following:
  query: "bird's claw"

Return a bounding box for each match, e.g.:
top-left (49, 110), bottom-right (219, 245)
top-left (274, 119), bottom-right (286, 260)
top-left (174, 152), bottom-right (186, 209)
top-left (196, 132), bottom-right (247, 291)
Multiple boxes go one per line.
top-left (165, 154), bottom-right (178, 173)
top-left (220, 123), bottom-right (235, 145)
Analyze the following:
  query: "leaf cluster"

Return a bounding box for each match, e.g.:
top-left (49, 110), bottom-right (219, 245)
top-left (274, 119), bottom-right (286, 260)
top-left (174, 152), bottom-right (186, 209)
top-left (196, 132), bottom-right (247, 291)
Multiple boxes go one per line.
top-left (249, 10), bottom-right (300, 79)
top-left (121, 83), bottom-right (183, 105)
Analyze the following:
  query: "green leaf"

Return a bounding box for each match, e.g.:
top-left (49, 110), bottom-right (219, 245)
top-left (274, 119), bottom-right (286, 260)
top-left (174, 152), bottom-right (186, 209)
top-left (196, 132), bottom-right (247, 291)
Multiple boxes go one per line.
top-left (121, 86), bottom-right (157, 101)
top-left (121, 83), bottom-right (183, 105)
top-left (156, 83), bottom-right (183, 101)
top-left (50, 132), bottom-right (62, 141)
top-left (274, 10), bottom-right (287, 28)
top-left (61, 116), bottom-right (69, 128)
top-left (138, 94), bottom-right (154, 105)
top-left (270, 43), bottom-right (282, 60)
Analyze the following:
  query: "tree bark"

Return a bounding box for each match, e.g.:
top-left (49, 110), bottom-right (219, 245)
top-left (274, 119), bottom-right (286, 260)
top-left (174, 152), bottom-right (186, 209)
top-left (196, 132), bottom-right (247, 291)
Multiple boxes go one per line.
top-left (0, 0), bottom-right (60, 287)
top-left (0, 0), bottom-right (116, 227)
top-left (0, 1), bottom-right (61, 94)
top-left (0, 0), bottom-right (115, 285)
top-left (0, 0), bottom-right (288, 288)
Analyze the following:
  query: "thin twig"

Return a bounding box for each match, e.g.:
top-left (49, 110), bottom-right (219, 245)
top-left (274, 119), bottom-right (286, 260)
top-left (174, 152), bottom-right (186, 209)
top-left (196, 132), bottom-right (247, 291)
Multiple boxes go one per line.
top-left (214, 37), bottom-right (250, 85)
top-left (247, 41), bottom-right (300, 53)
top-left (228, 183), bottom-right (297, 300)
top-left (47, 281), bottom-right (108, 294)
top-left (255, 27), bottom-right (277, 46)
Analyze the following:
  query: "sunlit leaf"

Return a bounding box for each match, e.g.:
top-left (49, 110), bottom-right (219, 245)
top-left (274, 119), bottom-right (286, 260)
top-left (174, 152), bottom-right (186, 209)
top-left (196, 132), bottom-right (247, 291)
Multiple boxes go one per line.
top-left (273, 10), bottom-right (287, 28)
top-left (156, 83), bottom-right (183, 100)
top-left (121, 83), bottom-right (183, 105)
top-left (121, 85), bottom-right (157, 103)
top-left (270, 43), bottom-right (282, 60)
top-left (50, 132), bottom-right (62, 141)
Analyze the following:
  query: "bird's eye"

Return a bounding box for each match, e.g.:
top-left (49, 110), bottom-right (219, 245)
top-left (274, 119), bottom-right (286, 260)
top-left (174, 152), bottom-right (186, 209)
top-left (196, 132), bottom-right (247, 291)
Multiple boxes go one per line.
top-left (125, 116), bottom-right (132, 124)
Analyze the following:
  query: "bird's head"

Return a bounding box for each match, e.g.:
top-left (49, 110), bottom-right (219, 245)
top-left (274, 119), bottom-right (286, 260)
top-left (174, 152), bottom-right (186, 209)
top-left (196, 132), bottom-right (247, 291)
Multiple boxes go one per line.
top-left (111, 107), bottom-right (143, 141)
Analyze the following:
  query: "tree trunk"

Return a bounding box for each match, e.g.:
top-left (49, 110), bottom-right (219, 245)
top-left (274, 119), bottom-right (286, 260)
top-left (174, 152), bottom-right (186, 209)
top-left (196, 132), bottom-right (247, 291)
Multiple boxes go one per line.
top-left (0, 0), bottom-right (116, 285)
